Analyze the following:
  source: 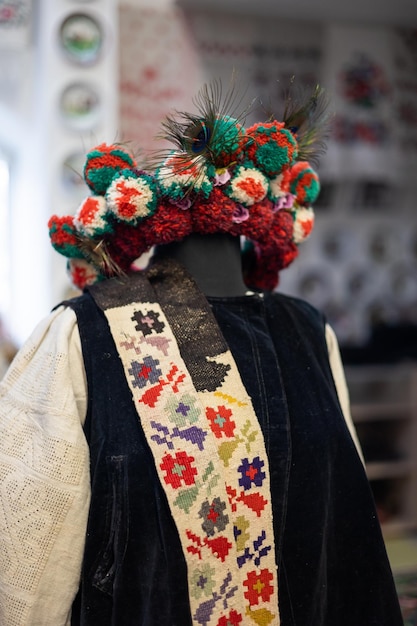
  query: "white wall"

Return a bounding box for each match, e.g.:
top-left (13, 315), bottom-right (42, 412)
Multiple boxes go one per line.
top-left (0, 0), bottom-right (119, 344)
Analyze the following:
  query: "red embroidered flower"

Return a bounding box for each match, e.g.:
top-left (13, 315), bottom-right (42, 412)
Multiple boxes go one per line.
top-left (243, 568), bottom-right (274, 606)
top-left (160, 451), bottom-right (198, 489)
top-left (216, 609), bottom-right (243, 625)
top-left (206, 405), bottom-right (236, 438)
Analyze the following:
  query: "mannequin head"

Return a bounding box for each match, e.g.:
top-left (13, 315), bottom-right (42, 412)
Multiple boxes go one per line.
top-left (49, 82), bottom-right (328, 292)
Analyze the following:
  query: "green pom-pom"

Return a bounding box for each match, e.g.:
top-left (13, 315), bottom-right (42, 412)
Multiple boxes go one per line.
top-left (211, 116), bottom-right (243, 162)
top-left (83, 143), bottom-right (136, 195)
top-left (245, 122), bottom-right (298, 177)
top-left (290, 162), bottom-right (320, 205)
top-left (48, 215), bottom-right (81, 258)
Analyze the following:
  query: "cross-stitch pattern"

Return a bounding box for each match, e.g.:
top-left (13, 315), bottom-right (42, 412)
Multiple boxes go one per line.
top-left (91, 270), bottom-right (280, 626)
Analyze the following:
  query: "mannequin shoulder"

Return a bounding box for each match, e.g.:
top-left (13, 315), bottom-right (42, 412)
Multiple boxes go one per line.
top-left (264, 291), bottom-right (326, 330)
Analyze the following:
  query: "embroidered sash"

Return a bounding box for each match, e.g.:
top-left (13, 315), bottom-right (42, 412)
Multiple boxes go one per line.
top-left (89, 259), bottom-right (280, 626)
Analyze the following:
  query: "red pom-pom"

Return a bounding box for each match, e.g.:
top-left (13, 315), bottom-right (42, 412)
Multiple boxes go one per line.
top-left (255, 209), bottom-right (294, 254)
top-left (238, 199), bottom-right (274, 240)
top-left (192, 188), bottom-right (237, 234)
top-left (84, 143), bottom-right (136, 195)
top-left (140, 201), bottom-right (193, 248)
top-left (289, 161), bottom-right (320, 205)
top-left (104, 220), bottom-right (150, 272)
top-left (242, 207), bottom-right (299, 291)
top-left (48, 215), bottom-right (80, 258)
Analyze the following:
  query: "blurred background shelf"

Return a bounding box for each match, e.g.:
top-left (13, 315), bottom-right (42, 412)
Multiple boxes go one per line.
top-left (346, 363), bottom-right (417, 537)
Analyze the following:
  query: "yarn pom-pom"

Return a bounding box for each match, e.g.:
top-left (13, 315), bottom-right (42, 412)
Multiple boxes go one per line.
top-left (245, 122), bottom-right (298, 177)
top-left (84, 143), bottom-right (136, 195)
top-left (242, 208), bottom-right (299, 291)
top-left (207, 116), bottom-right (244, 167)
top-left (192, 187), bottom-right (237, 234)
top-left (106, 170), bottom-right (158, 224)
top-left (292, 205), bottom-right (315, 244)
top-left (242, 241), bottom-right (288, 292)
top-left (139, 200), bottom-right (193, 249)
top-left (156, 153), bottom-right (214, 201)
top-left (226, 165), bottom-right (269, 207)
top-left (289, 161), bottom-right (320, 205)
top-left (268, 168), bottom-right (291, 204)
top-left (103, 220), bottom-right (151, 272)
top-left (238, 198), bottom-right (274, 241)
top-left (48, 215), bottom-right (80, 258)
top-left (68, 258), bottom-right (102, 290)
top-left (74, 195), bottom-right (112, 237)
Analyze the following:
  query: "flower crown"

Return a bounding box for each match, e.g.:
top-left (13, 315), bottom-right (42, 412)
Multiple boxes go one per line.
top-left (49, 82), bottom-right (329, 291)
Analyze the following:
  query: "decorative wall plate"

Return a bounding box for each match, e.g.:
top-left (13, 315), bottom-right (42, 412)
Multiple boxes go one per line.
top-left (59, 82), bottom-right (101, 130)
top-left (59, 13), bottom-right (103, 65)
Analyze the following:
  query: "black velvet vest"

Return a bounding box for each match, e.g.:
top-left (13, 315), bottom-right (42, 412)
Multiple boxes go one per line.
top-left (68, 272), bottom-right (403, 626)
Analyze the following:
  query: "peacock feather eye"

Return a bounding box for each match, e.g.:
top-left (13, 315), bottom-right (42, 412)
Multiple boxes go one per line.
top-left (184, 120), bottom-right (212, 155)
top-left (282, 83), bottom-right (331, 165)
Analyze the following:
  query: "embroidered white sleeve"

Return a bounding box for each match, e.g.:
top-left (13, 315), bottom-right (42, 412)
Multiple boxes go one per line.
top-left (0, 306), bottom-right (90, 626)
top-left (326, 323), bottom-right (364, 464)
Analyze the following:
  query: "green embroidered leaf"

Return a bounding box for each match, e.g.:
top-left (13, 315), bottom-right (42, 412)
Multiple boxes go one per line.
top-left (201, 460), bottom-right (215, 483)
top-left (248, 607), bottom-right (276, 625)
top-left (241, 419), bottom-right (252, 437)
top-left (218, 439), bottom-right (240, 466)
top-left (245, 431), bottom-right (258, 452)
top-left (174, 486), bottom-right (199, 513)
top-left (240, 419), bottom-right (259, 452)
top-left (207, 473), bottom-right (221, 495)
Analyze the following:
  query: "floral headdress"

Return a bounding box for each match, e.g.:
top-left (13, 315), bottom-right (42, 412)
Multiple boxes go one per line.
top-left (49, 81), bottom-right (329, 291)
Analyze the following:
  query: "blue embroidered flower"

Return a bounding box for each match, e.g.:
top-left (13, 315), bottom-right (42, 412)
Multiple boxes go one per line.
top-left (199, 497), bottom-right (229, 536)
top-left (131, 309), bottom-right (164, 335)
top-left (238, 457), bottom-right (266, 490)
top-left (128, 355), bottom-right (161, 388)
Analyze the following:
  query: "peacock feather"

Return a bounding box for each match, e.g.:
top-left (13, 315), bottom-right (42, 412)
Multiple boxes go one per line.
top-left (75, 233), bottom-right (125, 277)
top-left (149, 78), bottom-right (254, 185)
top-left (281, 81), bottom-right (332, 165)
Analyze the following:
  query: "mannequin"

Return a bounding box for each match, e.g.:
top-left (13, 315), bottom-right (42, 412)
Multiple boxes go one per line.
top-left (0, 84), bottom-right (404, 626)
top-left (153, 233), bottom-right (248, 297)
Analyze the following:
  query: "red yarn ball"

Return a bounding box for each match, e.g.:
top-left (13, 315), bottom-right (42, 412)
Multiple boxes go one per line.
top-left (192, 188), bottom-right (237, 234)
top-left (238, 198), bottom-right (275, 240)
top-left (84, 143), bottom-right (136, 195)
top-left (255, 209), bottom-right (294, 254)
top-left (140, 201), bottom-right (193, 248)
top-left (104, 220), bottom-right (149, 273)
